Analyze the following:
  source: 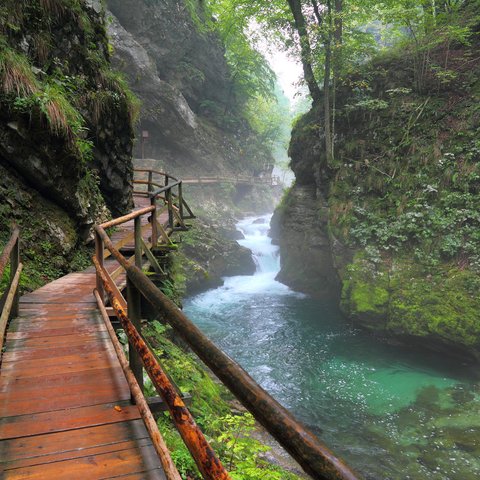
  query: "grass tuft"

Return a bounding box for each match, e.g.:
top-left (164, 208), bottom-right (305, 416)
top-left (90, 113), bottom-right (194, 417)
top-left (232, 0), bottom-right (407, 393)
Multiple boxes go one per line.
top-left (0, 40), bottom-right (38, 96)
top-left (97, 69), bottom-right (141, 124)
top-left (39, 0), bottom-right (65, 17)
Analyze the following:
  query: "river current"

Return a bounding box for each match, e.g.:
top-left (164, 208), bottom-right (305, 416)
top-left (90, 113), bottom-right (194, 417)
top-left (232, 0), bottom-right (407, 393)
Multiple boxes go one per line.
top-left (184, 214), bottom-right (480, 479)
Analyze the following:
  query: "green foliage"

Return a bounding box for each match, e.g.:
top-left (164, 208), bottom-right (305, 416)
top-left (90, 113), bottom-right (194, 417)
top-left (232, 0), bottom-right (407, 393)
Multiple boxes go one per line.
top-left (0, 38), bottom-right (39, 96)
top-left (0, 0), bottom-right (138, 161)
top-left (97, 68), bottom-right (141, 124)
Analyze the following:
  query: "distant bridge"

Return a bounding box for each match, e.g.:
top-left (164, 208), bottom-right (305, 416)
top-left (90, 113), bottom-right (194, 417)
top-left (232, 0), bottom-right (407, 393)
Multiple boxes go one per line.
top-left (181, 174), bottom-right (282, 186)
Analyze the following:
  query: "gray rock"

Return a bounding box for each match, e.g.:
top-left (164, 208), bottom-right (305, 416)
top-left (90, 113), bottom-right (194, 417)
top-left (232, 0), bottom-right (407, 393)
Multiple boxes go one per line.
top-left (273, 184), bottom-right (340, 297)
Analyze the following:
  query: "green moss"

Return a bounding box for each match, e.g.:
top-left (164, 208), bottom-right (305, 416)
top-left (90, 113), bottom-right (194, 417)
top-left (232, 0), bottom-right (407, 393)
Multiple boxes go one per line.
top-left (351, 281), bottom-right (389, 314)
top-left (341, 252), bottom-right (480, 356)
top-left (341, 253), bottom-right (389, 324)
top-left (389, 267), bottom-right (480, 351)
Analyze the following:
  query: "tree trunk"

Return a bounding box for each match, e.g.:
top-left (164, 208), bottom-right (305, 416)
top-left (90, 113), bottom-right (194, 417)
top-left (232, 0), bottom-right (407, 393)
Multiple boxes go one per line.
top-left (286, 0), bottom-right (322, 103)
top-left (323, 0), bottom-right (334, 164)
top-left (331, 0), bottom-right (343, 164)
top-left (324, 30), bottom-right (333, 165)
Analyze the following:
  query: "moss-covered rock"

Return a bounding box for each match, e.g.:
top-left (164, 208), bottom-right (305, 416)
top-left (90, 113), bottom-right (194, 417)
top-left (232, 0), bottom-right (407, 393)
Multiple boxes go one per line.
top-left (341, 253), bottom-right (389, 328)
top-left (175, 219), bottom-right (255, 296)
top-left (340, 253), bottom-right (480, 359)
top-left (275, 22), bottom-right (480, 359)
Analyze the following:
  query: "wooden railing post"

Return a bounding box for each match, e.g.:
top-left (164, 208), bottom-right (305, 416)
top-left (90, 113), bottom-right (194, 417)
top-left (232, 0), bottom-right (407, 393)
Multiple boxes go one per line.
top-left (148, 170), bottom-right (153, 194)
top-left (95, 231), bottom-right (105, 303)
top-left (134, 216), bottom-right (142, 268)
top-left (150, 196), bottom-right (158, 248)
top-left (167, 188), bottom-right (174, 229)
top-left (178, 182), bottom-right (184, 220)
top-left (9, 233), bottom-right (19, 319)
top-left (127, 277), bottom-right (143, 394)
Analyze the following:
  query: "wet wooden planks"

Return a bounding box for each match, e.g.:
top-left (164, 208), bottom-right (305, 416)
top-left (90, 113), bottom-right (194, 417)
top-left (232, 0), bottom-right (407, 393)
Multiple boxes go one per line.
top-left (0, 270), bottom-right (165, 479)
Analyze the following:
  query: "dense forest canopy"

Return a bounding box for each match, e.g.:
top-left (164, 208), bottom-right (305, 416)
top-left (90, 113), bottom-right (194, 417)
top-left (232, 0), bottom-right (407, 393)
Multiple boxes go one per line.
top-left (191, 0), bottom-right (479, 165)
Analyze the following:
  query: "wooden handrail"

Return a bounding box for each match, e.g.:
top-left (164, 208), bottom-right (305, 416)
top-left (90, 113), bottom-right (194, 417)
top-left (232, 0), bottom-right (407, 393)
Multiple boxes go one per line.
top-left (94, 223), bottom-right (360, 480)
top-left (0, 227), bottom-right (21, 358)
top-left (94, 289), bottom-right (182, 480)
top-left (100, 206), bottom-right (155, 229)
top-left (134, 168), bottom-right (179, 182)
top-left (133, 179), bottom-right (164, 189)
top-left (133, 169), bottom-right (195, 224)
top-left (181, 175), bottom-right (278, 186)
top-left (149, 181), bottom-right (181, 199)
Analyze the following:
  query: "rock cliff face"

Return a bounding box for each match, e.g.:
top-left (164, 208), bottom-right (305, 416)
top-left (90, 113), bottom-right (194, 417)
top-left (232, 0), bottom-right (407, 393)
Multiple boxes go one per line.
top-left (0, 0), bottom-right (135, 286)
top-left (106, 0), bottom-right (272, 176)
top-left (271, 184), bottom-right (340, 297)
top-left (275, 29), bottom-right (480, 360)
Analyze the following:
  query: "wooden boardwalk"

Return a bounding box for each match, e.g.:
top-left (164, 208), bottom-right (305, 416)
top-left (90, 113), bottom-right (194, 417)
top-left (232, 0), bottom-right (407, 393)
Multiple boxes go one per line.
top-left (0, 206), bottom-right (167, 478)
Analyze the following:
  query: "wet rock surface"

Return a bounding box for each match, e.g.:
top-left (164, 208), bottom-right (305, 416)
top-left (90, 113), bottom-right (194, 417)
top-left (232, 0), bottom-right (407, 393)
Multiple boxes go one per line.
top-left (177, 219), bottom-right (256, 295)
top-left (271, 184), bottom-right (340, 298)
top-left (105, 0), bottom-right (273, 176)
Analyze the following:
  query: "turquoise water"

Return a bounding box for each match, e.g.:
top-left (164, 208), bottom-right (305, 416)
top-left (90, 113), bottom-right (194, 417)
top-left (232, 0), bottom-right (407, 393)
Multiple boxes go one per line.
top-left (184, 215), bottom-right (480, 479)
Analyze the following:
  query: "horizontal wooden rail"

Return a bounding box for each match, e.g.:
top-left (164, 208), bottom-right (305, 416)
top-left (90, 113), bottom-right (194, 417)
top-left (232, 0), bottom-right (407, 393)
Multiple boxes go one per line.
top-left (0, 262), bottom-right (22, 352)
top-left (133, 179), bottom-right (164, 190)
top-left (181, 175), bottom-right (279, 186)
top-left (149, 181), bottom-right (181, 198)
top-left (94, 224), bottom-right (360, 480)
top-left (0, 227), bottom-right (21, 358)
top-left (134, 168), bottom-right (179, 182)
top-left (100, 206), bottom-right (155, 229)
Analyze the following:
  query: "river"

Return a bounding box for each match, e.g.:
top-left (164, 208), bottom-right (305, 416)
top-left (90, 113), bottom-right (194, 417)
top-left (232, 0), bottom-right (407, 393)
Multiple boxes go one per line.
top-left (184, 214), bottom-right (480, 480)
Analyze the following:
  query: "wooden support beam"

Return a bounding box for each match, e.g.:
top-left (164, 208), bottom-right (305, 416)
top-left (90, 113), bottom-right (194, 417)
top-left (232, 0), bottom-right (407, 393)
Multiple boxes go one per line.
top-left (9, 234), bottom-right (19, 318)
top-left (127, 278), bottom-right (143, 393)
top-left (140, 238), bottom-right (164, 275)
top-left (155, 219), bottom-right (172, 245)
top-left (95, 232), bottom-right (105, 303)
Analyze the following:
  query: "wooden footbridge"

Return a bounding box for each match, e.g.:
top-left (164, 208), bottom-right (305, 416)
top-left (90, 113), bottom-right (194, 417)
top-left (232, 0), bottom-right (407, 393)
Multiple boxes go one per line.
top-left (181, 174), bottom-right (281, 187)
top-left (0, 169), bottom-right (359, 480)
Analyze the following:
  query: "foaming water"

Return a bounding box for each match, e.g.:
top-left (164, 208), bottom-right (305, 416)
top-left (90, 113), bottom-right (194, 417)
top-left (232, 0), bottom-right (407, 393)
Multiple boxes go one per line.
top-left (184, 215), bottom-right (480, 479)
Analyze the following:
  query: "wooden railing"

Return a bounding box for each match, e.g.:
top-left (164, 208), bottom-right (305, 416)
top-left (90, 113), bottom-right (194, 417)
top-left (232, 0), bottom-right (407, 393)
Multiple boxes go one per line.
top-left (94, 206), bottom-right (230, 480)
top-left (93, 182), bottom-right (359, 479)
top-left (181, 174), bottom-right (282, 186)
top-left (0, 227), bottom-right (22, 356)
top-left (133, 168), bottom-right (195, 232)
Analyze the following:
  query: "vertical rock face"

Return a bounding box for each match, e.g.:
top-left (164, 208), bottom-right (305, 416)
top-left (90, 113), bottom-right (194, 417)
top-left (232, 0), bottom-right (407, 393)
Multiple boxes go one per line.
top-left (271, 184), bottom-right (340, 297)
top-left (0, 0), bottom-right (134, 279)
top-left (107, 0), bottom-right (230, 111)
top-left (105, 0), bottom-right (273, 175)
